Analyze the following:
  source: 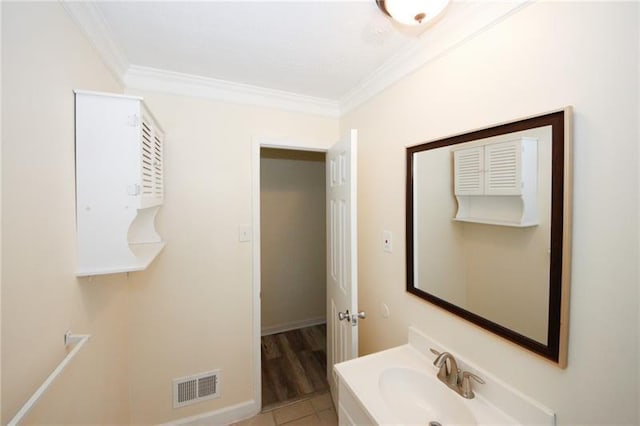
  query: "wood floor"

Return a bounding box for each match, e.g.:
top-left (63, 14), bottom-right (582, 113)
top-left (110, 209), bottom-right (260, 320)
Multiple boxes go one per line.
top-left (261, 324), bottom-right (328, 410)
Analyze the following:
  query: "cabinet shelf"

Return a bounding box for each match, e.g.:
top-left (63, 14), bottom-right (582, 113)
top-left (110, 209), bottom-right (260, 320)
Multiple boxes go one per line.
top-left (452, 217), bottom-right (538, 227)
top-left (76, 242), bottom-right (166, 277)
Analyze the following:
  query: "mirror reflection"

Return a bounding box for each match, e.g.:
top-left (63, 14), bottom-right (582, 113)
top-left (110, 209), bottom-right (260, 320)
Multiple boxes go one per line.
top-left (406, 109), bottom-right (571, 366)
top-left (413, 126), bottom-right (551, 344)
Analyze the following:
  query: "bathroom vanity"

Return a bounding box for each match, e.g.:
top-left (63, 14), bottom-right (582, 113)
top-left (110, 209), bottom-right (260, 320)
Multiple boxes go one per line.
top-left (334, 327), bottom-right (555, 426)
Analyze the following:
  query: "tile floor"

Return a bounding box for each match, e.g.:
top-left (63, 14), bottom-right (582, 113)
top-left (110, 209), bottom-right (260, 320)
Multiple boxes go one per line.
top-left (233, 392), bottom-right (337, 426)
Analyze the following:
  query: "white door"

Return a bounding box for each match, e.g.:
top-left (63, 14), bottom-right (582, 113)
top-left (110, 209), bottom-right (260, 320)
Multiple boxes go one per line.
top-left (326, 129), bottom-right (361, 404)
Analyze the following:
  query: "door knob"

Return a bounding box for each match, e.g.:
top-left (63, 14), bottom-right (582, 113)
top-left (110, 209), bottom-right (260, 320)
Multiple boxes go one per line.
top-left (338, 310), bottom-right (366, 324)
top-left (352, 311), bottom-right (366, 320)
top-left (350, 311), bottom-right (366, 325)
top-left (338, 310), bottom-right (350, 321)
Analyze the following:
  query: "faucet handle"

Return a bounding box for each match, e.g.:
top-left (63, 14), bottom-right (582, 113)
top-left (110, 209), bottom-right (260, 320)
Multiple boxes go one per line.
top-left (461, 371), bottom-right (485, 399)
top-left (429, 348), bottom-right (441, 357)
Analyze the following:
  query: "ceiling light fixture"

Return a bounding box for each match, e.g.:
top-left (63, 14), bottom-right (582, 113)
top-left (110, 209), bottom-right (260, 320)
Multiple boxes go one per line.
top-left (375, 0), bottom-right (450, 26)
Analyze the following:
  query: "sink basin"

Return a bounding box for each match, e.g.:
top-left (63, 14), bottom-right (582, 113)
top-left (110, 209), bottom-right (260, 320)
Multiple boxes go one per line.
top-left (379, 367), bottom-right (477, 425)
top-left (334, 329), bottom-right (553, 425)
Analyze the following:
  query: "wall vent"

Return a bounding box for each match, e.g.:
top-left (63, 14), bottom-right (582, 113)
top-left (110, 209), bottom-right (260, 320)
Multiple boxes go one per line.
top-left (173, 370), bottom-right (221, 408)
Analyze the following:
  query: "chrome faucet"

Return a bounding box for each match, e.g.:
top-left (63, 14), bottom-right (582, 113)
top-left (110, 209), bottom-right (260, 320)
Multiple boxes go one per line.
top-left (429, 349), bottom-right (485, 399)
top-left (432, 350), bottom-right (460, 387)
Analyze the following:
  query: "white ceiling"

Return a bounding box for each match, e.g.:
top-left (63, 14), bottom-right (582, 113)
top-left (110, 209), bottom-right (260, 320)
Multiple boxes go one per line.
top-left (96, 1), bottom-right (419, 100)
top-left (64, 1), bottom-right (528, 116)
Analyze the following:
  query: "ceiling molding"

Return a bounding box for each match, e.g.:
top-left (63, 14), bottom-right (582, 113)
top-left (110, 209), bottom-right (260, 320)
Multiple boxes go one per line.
top-left (61, 0), bottom-right (531, 119)
top-left (124, 66), bottom-right (341, 118)
top-left (59, 0), bottom-right (339, 117)
top-left (60, 0), bottom-right (129, 85)
top-left (339, 0), bottom-right (531, 116)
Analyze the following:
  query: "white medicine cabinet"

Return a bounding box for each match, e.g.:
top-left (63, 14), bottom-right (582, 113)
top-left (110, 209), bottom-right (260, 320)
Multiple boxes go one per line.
top-left (452, 137), bottom-right (538, 227)
top-left (74, 90), bottom-right (165, 276)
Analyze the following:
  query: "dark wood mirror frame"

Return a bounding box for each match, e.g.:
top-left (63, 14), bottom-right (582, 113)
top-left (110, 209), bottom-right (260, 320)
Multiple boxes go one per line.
top-left (406, 108), bottom-right (572, 367)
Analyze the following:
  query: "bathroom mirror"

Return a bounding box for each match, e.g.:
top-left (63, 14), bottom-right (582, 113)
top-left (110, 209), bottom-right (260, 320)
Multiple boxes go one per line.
top-left (406, 108), bottom-right (572, 367)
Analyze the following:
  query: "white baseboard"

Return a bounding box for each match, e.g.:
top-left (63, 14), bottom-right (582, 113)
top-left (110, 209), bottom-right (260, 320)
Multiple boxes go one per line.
top-left (261, 317), bottom-right (326, 336)
top-left (163, 399), bottom-right (259, 426)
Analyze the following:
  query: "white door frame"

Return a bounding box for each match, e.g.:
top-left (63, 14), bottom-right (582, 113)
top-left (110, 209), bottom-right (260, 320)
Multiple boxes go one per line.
top-left (251, 136), bottom-right (329, 411)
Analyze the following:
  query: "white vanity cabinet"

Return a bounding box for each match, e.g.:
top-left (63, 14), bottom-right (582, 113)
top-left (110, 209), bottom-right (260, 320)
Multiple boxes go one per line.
top-left (452, 138), bottom-right (538, 227)
top-left (334, 327), bottom-right (555, 426)
top-left (338, 380), bottom-right (376, 426)
top-left (75, 90), bottom-right (165, 276)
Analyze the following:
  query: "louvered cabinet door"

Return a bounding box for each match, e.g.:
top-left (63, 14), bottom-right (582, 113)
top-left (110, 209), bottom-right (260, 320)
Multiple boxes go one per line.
top-left (484, 140), bottom-right (522, 196)
top-left (140, 109), bottom-right (164, 208)
top-left (152, 126), bottom-right (164, 202)
top-left (454, 146), bottom-right (484, 195)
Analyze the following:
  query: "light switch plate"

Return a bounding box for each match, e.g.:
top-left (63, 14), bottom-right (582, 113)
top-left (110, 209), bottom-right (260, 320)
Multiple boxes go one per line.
top-left (382, 230), bottom-right (392, 253)
top-left (239, 225), bottom-right (252, 242)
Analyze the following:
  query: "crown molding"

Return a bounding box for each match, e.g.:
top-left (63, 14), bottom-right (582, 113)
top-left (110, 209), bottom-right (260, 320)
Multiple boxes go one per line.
top-left (339, 0), bottom-right (531, 116)
top-left (60, 0), bottom-right (129, 85)
top-left (124, 66), bottom-right (341, 118)
top-left (59, 0), bottom-right (339, 117)
top-left (61, 0), bottom-right (530, 119)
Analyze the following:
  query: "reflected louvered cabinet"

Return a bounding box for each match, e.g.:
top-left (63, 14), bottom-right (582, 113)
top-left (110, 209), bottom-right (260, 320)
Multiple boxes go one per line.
top-left (484, 140), bottom-right (523, 196)
top-left (452, 138), bottom-right (538, 227)
top-left (453, 146), bottom-right (484, 195)
top-left (74, 91), bottom-right (165, 276)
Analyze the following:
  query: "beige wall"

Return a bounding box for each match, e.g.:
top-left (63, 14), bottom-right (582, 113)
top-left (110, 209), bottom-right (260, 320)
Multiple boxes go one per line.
top-left (463, 126), bottom-right (552, 343)
top-left (260, 149), bottom-right (326, 334)
top-left (3, 1), bottom-right (639, 425)
top-left (1, 1), bottom-right (4, 420)
top-left (1, 2), bottom-right (130, 424)
top-left (2, 3), bottom-right (338, 424)
top-left (123, 90), bottom-right (338, 423)
top-left (414, 147), bottom-right (467, 305)
top-left (344, 2), bottom-right (638, 424)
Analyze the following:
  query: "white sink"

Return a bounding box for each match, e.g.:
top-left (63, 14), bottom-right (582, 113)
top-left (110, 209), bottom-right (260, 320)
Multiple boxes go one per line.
top-left (334, 328), bottom-right (555, 425)
top-left (334, 343), bottom-right (523, 425)
top-left (379, 367), bottom-right (477, 425)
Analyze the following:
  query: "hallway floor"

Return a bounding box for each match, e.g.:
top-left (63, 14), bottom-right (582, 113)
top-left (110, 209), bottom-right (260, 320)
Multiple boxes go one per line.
top-left (234, 324), bottom-right (336, 424)
top-left (260, 324), bottom-right (328, 409)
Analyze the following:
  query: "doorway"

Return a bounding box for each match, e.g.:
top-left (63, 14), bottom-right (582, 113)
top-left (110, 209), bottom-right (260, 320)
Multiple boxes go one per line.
top-left (259, 147), bottom-right (328, 410)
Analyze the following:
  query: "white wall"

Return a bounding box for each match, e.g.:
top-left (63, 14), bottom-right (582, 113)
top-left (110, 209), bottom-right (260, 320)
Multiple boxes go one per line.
top-left (123, 90), bottom-right (338, 424)
top-left (342, 2), bottom-right (638, 424)
top-left (1, 2), bottom-right (130, 424)
top-left (260, 149), bottom-right (326, 334)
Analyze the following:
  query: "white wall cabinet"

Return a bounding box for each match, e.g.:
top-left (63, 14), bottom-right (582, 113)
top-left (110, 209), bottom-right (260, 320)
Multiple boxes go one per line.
top-left (75, 91), bottom-right (165, 276)
top-left (452, 138), bottom-right (538, 227)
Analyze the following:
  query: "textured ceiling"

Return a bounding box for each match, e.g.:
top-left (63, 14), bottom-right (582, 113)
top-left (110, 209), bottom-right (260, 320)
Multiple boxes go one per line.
top-left (96, 1), bottom-right (422, 100)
